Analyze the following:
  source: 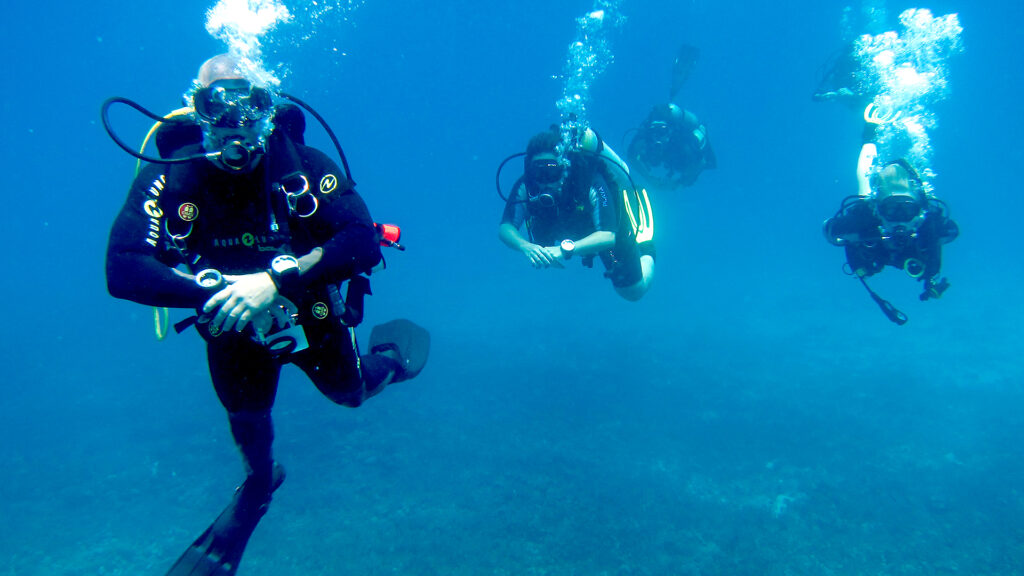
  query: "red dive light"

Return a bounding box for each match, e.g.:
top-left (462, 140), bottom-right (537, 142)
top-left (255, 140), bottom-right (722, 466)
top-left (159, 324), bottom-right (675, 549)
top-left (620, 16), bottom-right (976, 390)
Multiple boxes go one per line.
top-left (375, 223), bottom-right (405, 251)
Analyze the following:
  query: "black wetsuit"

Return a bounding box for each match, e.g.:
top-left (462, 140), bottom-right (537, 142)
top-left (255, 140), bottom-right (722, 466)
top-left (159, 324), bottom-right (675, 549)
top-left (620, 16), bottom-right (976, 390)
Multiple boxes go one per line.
top-left (501, 175), bottom-right (616, 247)
top-left (627, 109), bottom-right (716, 188)
top-left (824, 197), bottom-right (959, 290)
top-left (106, 137), bottom-right (398, 411)
top-left (501, 170), bottom-right (634, 279)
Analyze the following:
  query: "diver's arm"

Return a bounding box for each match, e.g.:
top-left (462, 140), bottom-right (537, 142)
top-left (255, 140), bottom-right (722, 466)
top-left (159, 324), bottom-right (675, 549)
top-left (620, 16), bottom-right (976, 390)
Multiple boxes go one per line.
top-left (106, 167), bottom-right (212, 308)
top-left (293, 149), bottom-right (382, 286)
top-left (498, 182), bottom-right (559, 268)
top-left (570, 230), bottom-right (615, 256)
top-left (535, 231), bottom-right (613, 265)
top-left (499, 222), bottom-right (558, 268)
top-left (202, 248), bottom-right (329, 335)
top-left (844, 243), bottom-right (883, 278)
top-left (918, 247), bottom-right (949, 301)
top-left (498, 222), bottom-right (531, 252)
top-left (826, 201), bottom-right (877, 243)
top-left (305, 193), bottom-right (380, 282)
top-left (857, 106), bottom-right (884, 197)
top-left (857, 142), bottom-right (877, 197)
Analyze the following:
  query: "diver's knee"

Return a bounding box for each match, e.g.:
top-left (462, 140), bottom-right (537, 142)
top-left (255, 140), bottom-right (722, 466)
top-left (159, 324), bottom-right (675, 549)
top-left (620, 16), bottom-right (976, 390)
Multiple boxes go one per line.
top-left (614, 276), bottom-right (652, 302)
top-left (611, 254), bottom-right (655, 301)
top-left (323, 389), bottom-right (365, 408)
top-left (615, 286), bottom-right (644, 301)
top-left (640, 255), bottom-right (655, 282)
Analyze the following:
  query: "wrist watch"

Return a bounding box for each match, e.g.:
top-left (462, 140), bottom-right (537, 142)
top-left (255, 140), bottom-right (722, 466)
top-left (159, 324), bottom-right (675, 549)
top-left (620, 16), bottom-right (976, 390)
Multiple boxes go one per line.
top-left (268, 254), bottom-right (301, 296)
top-left (560, 238), bottom-right (576, 260)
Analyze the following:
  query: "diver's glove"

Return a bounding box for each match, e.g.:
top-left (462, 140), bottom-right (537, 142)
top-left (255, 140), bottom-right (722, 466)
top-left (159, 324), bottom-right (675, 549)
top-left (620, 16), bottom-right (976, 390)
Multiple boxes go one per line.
top-left (920, 277), bottom-right (950, 301)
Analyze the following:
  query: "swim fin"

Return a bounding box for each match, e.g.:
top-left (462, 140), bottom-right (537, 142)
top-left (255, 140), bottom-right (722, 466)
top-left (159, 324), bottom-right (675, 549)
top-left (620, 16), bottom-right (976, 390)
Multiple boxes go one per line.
top-left (165, 462), bottom-right (286, 576)
top-left (369, 319), bottom-right (430, 381)
top-left (670, 43), bottom-right (700, 100)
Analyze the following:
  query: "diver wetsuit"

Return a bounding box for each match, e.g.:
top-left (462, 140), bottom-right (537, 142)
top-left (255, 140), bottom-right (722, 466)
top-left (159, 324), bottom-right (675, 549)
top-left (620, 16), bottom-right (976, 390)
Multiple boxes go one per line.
top-left (824, 197), bottom-right (959, 290)
top-left (107, 138), bottom-right (402, 410)
top-left (107, 125), bottom-right (415, 574)
top-left (501, 170), bottom-right (627, 273)
top-left (627, 106), bottom-right (716, 189)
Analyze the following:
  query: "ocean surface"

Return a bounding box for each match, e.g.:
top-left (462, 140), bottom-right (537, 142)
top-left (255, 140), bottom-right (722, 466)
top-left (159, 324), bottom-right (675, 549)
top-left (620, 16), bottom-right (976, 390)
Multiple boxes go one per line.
top-left (2, 0), bottom-right (1023, 574)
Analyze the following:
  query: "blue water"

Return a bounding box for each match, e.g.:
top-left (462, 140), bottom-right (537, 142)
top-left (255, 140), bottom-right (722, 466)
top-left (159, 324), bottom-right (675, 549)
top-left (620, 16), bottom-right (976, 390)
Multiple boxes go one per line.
top-left (2, 0), bottom-right (1023, 574)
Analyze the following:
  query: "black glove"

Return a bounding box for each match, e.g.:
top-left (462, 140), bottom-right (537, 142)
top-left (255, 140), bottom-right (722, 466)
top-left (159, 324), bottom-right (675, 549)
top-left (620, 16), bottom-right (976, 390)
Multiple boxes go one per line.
top-left (920, 277), bottom-right (950, 301)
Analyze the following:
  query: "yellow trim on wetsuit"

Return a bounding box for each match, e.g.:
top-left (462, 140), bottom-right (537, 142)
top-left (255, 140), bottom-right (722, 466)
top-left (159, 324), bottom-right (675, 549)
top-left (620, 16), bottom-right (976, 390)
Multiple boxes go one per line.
top-left (622, 187), bottom-right (654, 244)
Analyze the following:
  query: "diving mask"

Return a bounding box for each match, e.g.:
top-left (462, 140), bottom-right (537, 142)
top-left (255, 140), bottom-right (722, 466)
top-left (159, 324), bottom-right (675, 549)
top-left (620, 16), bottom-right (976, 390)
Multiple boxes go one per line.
top-left (193, 79), bottom-right (273, 128)
top-left (877, 194), bottom-right (924, 224)
top-left (528, 158), bottom-right (564, 185)
top-left (648, 120), bottom-right (671, 145)
top-left (876, 192), bottom-right (927, 242)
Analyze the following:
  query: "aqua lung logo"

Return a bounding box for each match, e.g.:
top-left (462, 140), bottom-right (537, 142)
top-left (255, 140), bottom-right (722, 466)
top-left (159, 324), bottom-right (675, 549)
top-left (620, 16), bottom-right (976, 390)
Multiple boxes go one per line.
top-left (143, 175), bottom-right (167, 248)
top-left (143, 200), bottom-right (163, 218)
top-left (312, 302), bottom-right (329, 320)
top-left (320, 174), bottom-right (338, 194)
top-left (211, 232), bottom-right (283, 251)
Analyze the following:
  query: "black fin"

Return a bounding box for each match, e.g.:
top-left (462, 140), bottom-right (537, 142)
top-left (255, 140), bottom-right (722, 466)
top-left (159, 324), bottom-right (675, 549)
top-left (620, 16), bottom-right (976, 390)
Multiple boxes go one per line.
top-left (369, 319), bottom-right (431, 381)
top-left (165, 463), bottom-right (286, 576)
top-left (670, 44), bottom-right (700, 100)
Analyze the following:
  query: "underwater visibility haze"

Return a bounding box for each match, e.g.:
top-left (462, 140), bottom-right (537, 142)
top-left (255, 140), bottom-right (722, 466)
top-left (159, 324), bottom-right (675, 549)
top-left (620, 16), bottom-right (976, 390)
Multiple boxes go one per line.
top-left (2, 0), bottom-right (1024, 574)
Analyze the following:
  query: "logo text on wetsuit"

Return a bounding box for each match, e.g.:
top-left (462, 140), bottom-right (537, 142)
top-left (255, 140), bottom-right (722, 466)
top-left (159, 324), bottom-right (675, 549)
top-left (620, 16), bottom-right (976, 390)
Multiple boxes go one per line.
top-left (211, 232), bottom-right (284, 251)
top-left (143, 175), bottom-right (166, 248)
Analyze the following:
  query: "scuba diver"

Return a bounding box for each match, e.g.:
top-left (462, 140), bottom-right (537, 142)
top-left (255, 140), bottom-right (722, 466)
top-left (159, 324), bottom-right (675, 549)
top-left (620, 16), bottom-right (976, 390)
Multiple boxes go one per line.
top-left (626, 102), bottom-right (715, 189)
top-left (626, 44), bottom-right (716, 190)
top-left (813, 2), bottom-right (891, 108)
top-left (497, 124), bottom-right (655, 301)
top-left (812, 42), bottom-right (867, 108)
top-left (822, 105), bottom-right (959, 324)
top-left (103, 54), bottom-right (430, 575)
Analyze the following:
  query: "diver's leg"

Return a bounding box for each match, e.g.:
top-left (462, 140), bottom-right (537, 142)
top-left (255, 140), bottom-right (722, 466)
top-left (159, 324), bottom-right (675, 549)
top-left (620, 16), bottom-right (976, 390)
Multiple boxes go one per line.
top-left (207, 334), bottom-right (283, 505)
top-left (164, 337), bottom-right (284, 576)
top-left (293, 324), bottom-right (399, 407)
top-left (295, 320), bottom-right (430, 407)
top-left (606, 232), bottom-right (656, 301)
top-left (228, 410), bottom-right (276, 508)
top-left (614, 253), bottom-right (655, 301)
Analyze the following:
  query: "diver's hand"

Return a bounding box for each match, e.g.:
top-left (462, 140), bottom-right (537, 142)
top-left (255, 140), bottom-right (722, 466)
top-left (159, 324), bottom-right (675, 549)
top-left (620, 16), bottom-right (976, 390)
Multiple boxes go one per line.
top-left (521, 243), bottom-right (560, 268)
top-left (920, 277), bottom-right (950, 301)
top-left (248, 298), bottom-right (299, 338)
top-left (268, 299), bottom-right (298, 326)
top-left (203, 272), bottom-right (279, 334)
top-left (544, 246), bottom-right (567, 268)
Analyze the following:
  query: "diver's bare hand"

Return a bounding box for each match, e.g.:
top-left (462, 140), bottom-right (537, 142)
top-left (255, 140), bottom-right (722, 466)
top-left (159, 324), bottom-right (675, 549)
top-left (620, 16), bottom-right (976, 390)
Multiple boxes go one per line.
top-left (203, 272), bottom-right (278, 334)
top-left (247, 299), bottom-right (298, 337)
top-left (543, 246), bottom-right (566, 269)
top-left (522, 243), bottom-right (557, 268)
